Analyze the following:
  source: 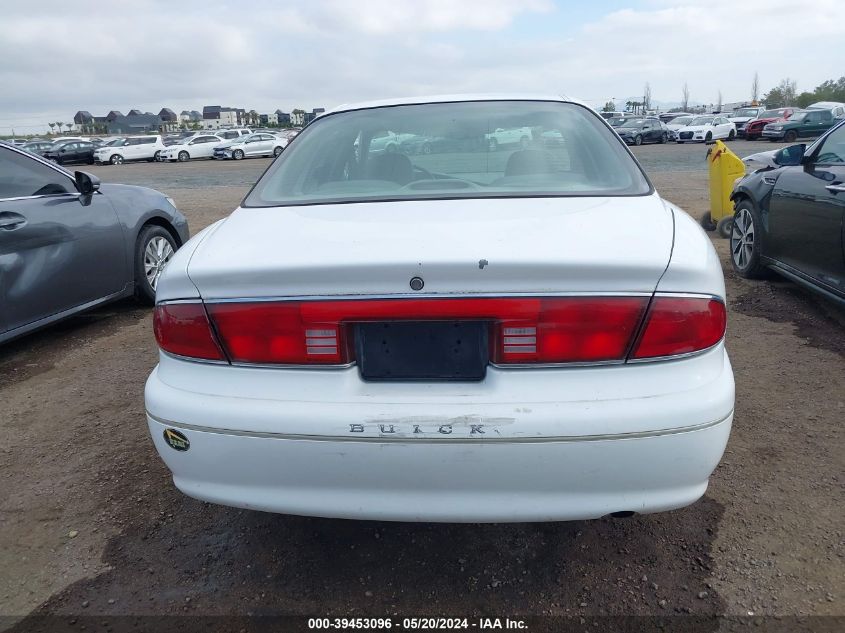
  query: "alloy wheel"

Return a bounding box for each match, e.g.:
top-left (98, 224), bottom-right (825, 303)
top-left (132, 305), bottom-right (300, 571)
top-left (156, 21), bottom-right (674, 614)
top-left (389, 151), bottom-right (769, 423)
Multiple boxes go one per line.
top-left (144, 236), bottom-right (175, 290)
top-left (731, 207), bottom-right (754, 270)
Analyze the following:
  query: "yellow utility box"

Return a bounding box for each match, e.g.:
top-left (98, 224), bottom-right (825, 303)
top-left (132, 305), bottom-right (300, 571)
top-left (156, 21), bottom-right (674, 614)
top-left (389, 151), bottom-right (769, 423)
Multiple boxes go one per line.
top-left (704, 140), bottom-right (746, 238)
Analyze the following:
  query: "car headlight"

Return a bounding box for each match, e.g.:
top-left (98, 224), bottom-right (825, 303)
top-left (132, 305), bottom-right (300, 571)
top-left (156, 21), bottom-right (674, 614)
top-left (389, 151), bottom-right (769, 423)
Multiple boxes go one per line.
top-left (770, 126), bottom-right (783, 131)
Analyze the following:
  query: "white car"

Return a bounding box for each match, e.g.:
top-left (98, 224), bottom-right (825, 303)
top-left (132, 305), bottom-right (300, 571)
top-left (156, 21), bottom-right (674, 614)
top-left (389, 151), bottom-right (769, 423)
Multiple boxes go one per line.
top-left (664, 115), bottom-right (694, 140)
top-left (94, 135), bottom-right (166, 164)
top-left (485, 126), bottom-right (534, 150)
top-left (728, 106), bottom-right (766, 136)
top-left (159, 134), bottom-right (223, 162)
top-left (146, 95), bottom-right (733, 523)
top-left (211, 133), bottom-right (287, 160)
top-left (675, 115), bottom-right (736, 143)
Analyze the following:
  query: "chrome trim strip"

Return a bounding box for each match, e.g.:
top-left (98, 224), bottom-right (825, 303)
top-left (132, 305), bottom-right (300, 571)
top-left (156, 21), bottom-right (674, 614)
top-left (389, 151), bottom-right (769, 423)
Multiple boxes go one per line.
top-left (161, 350), bottom-right (229, 366)
top-left (146, 412), bottom-right (732, 444)
top-left (229, 360), bottom-right (357, 370)
top-left (0, 192), bottom-right (82, 203)
top-left (625, 338), bottom-right (725, 364)
top-left (200, 291), bottom-right (656, 304)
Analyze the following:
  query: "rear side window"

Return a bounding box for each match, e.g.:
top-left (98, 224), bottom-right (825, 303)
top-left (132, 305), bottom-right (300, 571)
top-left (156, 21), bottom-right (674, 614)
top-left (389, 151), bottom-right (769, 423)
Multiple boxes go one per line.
top-left (245, 100), bottom-right (651, 207)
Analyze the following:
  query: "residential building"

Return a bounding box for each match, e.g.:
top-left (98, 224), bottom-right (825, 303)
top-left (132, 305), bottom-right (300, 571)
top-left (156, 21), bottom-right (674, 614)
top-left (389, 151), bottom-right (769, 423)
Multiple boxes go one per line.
top-left (202, 105), bottom-right (247, 129)
top-left (71, 108), bottom-right (179, 134)
top-left (275, 109), bottom-right (291, 126)
top-left (180, 110), bottom-right (201, 124)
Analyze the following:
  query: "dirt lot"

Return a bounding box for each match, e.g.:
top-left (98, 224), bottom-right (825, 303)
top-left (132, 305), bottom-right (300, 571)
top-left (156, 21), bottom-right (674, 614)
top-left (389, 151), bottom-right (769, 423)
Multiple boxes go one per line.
top-left (1, 141), bottom-right (843, 630)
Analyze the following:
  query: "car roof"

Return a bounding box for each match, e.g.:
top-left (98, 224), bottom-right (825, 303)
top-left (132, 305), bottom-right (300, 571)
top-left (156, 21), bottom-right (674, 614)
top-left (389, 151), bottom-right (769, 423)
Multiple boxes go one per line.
top-left (327, 93), bottom-right (574, 115)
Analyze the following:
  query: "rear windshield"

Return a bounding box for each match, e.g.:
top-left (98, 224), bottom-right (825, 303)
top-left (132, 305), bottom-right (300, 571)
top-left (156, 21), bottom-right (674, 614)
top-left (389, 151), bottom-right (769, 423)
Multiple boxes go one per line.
top-left (244, 101), bottom-right (651, 207)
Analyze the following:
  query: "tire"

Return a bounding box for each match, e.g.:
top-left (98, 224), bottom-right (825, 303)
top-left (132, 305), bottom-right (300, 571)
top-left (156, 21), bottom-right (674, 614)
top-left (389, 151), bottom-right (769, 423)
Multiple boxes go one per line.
top-left (135, 225), bottom-right (178, 304)
top-left (677, 141), bottom-right (685, 144)
top-left (730, 200), bottom-right (770, 279)
top-left (421, 142), bottom-right (432, 155)
top-left (746, 134), bottom-right (757, 141)
top-left (110, 154), bottom-right (123, 165)
top-left (705, 132), bottom-right (713, 142)
top-left (660, 132), bottom-right (667, 144)
top-left (150, 150), bottom-right (161, 162)
top-left (273, 146), bottom-right (283, 157)
top-left (178, 151), bottom-right (189, 162)
top-left (784, 130), bottom-right (798, 143)
top-left (233, 149), bottom-right (244, 160)
top-left (634, 135), bottom-right (642, 146)
top-left (716, 216), bottom-right (733, 239)
top-left (699, 212), bottom-right (716, 231)
top-left (728, 129), bottom-right (736, 140)
top-left (488, 138), bottom-right (498, 152)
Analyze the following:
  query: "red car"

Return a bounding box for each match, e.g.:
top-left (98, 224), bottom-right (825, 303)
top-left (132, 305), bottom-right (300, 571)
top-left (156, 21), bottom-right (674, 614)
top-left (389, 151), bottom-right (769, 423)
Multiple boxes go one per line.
top-left (743, 108), bottom-right (797, 140)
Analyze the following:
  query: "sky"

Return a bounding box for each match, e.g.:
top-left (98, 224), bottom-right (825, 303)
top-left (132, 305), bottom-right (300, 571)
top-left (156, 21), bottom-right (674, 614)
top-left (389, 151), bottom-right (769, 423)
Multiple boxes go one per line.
top-left (2, 0), bottom-right (844, 133)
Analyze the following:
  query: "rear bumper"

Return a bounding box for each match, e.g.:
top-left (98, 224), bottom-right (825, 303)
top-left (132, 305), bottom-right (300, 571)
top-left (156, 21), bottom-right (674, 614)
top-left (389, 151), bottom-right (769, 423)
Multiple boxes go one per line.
top-left (145, 345), bottom-right (734, 522)
top-left (148, 413), bottom-right (731, 522)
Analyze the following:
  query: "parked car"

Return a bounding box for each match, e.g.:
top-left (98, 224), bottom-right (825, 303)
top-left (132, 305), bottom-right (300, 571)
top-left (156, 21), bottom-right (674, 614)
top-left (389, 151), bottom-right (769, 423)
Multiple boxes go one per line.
top-left (213, 128), bottom-right (252, 141)
top-left (742, 108), bottom-right (797, 140)
top-left (807, 101), bottom-right (845, 119)
top-left (41, 140), bottom-right (96, 165)
top-left (485, 126), bottom-right (534, 150)
top-left (599, 111), bottom-right (627, 120)
top-left (159, 134), bottom-right (223, 162)
top-left (145, 95), bottom-right (733, 523)
top-left (212, 133), bottom-right (287, 160)
top-left (730, 120), bottom-right (845, 303)
top-left (94, 135), bottom-right (166, 164)
top-left (0, 142), bottom-right (189, 343)
top-left (727, 106), bottom-right (766, 137)
top-left (675, 115), bottom-right (736, 143)
top-left (613, 118), bottom-right (668, 145)
top-left (762, 109), bottom-right (836, 142)
top-left (658, 111), bottom-right (693, 123)
top-left (665, 115), bottom-right (694, 140)
top-left (21, 141), bottom-right (54, 156)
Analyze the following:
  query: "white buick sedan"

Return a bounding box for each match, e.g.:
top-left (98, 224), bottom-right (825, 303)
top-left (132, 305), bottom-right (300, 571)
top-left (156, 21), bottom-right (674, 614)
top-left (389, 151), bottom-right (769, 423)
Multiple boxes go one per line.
top-left (146, 95), bottom-right (733, 523)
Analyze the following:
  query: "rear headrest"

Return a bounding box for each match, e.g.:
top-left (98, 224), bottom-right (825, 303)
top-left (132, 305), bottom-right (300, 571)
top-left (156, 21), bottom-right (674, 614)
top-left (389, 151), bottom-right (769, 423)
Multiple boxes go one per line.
top-left (504, 150), bottom-right (556, 177)
top-left (366, 152), bottom-right (413, 185)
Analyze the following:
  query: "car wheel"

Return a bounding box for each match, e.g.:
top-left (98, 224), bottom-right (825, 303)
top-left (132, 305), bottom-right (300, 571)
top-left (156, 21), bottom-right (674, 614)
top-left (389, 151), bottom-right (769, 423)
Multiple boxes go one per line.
top-left (660, 132), bottom-right (667, 144)
top-left (150, 150), bottom-right (161, 162)
top-left (728, 129), bottom-right (736, 140)
top-left (705, 132), bottom-right (713, 142)
top-left (699, 212), bottom-right (716, 231)
top-left (273, 146), bottom-right (283, 157)
top-left (784, 130), bottom-right (798, 143)
top-left (421, 142), bottom-right (432, 154)
top-left (730, 201), bottom-right (769, 279)
top-left (746, 134), bottom-right (757, 141)
top-left (716, 216), bottom-right (733, 239)
top-left (634, 135), bottom-right (642, 146)
top-left (233, 149), bottom-right (244, 160)
top-left (110, 154), bottom-right (123, 165)
top-left (488, 138), bottom-right (498, 152)
top-left (677, 141), bottom-right (684, 144)
top-left (135, 225), bottom-right (177, 304)
top-left (178, 151), bottom-right (189, 162)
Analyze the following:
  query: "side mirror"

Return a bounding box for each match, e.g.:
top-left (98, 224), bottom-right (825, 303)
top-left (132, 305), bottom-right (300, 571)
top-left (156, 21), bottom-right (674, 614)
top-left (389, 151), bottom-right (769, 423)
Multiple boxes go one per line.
top-left (773, 144), bottom-right (806, 167)
top-left (75, 171), bottom-right (101, 196)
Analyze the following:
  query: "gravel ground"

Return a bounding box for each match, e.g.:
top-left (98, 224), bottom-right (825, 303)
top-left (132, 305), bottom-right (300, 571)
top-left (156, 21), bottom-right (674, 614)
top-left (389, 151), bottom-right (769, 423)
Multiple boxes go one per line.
top-left (1, 141), bottom-right (842, 630)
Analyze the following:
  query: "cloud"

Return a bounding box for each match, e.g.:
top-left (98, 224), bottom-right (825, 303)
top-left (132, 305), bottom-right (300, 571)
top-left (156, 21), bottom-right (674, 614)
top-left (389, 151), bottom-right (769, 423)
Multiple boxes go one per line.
top-left (1, 0), bottom-right (843, 133)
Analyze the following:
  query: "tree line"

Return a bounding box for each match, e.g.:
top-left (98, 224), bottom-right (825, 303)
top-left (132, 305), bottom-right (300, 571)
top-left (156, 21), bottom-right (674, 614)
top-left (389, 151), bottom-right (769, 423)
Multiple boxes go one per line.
top-left (763, 76), bottom-right (845, 109)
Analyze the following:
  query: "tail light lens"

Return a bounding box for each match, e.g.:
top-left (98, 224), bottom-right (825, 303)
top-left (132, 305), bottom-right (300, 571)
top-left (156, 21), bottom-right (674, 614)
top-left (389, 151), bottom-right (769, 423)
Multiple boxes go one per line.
top-left (632, 297), bottom-right (726, 359)
top-left (153, 303), bottom-right (225, 361)
top-left (154, 295), bottom-right (725, 366)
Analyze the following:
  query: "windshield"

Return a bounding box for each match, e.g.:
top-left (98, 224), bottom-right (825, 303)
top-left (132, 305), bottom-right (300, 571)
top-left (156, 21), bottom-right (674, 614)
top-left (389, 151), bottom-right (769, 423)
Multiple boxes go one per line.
top-left (788, 112), bottom-right (807, 122)
top-left (244, 101), bottom-right (651, 207)
top-left (105, 138), bottom-right (125, 146)
top-left (759, 109), bottom-right (787, 119)
top-left (607, 117), bottom-right (631, 127)
top-left (619, 119), bottom-right (645, 128)
top-left (670, 116), bottom-right (693, 126)
top-left (690, 117), bottom-right (714, 126)
top-left (733, 108), bottom-right (759, 118)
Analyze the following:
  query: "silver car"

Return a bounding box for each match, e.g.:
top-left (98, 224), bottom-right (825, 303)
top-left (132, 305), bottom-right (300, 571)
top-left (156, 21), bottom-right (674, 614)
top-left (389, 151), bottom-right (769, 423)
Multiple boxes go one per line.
top-left (0, 142), bottom-right (189, 343)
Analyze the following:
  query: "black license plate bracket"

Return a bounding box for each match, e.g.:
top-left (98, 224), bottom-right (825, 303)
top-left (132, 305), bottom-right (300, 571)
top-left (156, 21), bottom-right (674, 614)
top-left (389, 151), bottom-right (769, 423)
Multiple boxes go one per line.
top-left (356, 321), bottom-right (488, 382)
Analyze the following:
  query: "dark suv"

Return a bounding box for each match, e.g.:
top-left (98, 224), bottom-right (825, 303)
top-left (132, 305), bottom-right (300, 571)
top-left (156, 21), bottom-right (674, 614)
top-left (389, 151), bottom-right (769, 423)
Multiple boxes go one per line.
top-left (41, 140), bottom-right (96, 165)
top-left (763, 109), bottom-right (836, 142)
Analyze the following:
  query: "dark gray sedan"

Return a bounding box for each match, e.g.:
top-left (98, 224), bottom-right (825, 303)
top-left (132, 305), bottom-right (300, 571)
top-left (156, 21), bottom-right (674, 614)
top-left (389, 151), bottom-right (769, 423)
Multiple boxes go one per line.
top-left (0, 142), bottom-right (189, 343)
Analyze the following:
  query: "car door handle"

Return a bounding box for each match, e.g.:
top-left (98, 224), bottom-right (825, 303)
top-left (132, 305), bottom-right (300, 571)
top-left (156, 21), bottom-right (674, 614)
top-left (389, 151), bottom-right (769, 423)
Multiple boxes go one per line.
top-left (0, 212), bottom-right (27, 230)
top-left (825, 184), bottom-right (845, 194)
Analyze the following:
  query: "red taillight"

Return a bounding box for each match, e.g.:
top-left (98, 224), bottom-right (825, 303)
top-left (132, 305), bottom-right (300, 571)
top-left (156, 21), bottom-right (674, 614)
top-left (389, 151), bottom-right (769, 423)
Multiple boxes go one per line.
top-left (153, 303), bottom-right (225, 361)
top-left (204, 297), bottom-right (648, 365)
top-left (632, 297), bottom-right (726, 359)
top-left (207, 302), bottom-right (348, 364)
top-left (492, 297), bottom-right (649, 364)
top-left (157, 296), bottom-right (725, 366)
